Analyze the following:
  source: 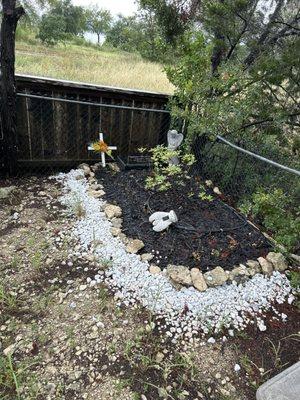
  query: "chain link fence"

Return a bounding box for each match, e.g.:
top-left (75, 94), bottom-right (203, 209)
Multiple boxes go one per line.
top-left (0, 91), bottom-right (170, 173)
top-left (192, 133), bottom-right (300, 252)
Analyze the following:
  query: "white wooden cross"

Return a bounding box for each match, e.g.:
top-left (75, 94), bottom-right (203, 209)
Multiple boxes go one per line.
top-left (88, 132), bottom-right (117, 168)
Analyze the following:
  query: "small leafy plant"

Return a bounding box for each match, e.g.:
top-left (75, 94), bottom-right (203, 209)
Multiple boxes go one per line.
top-left (145, 145), bottom-right (195, 191)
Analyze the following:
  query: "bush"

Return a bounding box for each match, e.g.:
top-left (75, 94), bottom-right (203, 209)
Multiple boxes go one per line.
top-left (243, 188), bottom-right (300, 251)
top-left (16, 25), bottom-right (38, 45)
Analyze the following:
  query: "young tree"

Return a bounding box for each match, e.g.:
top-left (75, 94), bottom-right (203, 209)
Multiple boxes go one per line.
top-left (86, 6), bottom-right (112, 44)
top-left (0, 0), bottom-right (25, 174)
top-left (51, 0), bottom-right (86, 37)
top-left (38, 12), bottom-right (66, 45)
top-left (37, 0), bottom-right (86, 44)
top-left (105, 15), bottom-right (143, 51)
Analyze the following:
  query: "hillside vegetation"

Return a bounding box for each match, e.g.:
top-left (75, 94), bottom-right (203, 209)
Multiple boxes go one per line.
top-left (15, 40), bottom-right (174, 94)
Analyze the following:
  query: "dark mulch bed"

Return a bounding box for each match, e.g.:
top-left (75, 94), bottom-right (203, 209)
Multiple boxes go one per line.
top-left (97, 169), bottom-right (271, 271)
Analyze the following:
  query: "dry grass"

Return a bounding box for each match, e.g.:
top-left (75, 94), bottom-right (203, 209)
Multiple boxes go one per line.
top-left (16, 41), bottom-right (174, 94)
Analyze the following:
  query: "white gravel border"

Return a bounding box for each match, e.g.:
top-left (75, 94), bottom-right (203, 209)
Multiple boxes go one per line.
top-left (56, 169), bottom-right (293, 340)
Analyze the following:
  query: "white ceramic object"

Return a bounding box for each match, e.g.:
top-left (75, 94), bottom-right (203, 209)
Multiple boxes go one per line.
top-left (167, 130), bottom-right (184, 165)
top-left (149, 210), bottom-right (178, 232)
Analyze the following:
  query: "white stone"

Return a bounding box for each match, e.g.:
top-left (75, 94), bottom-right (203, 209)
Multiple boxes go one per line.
top-left (234, 364), bottom-right (241, 372)
top-left (78, 163), bottom-right (91, 176)
top-left (108, 163), bottom-right (121, 173)
top-left (88, 189), bottom-right (105, 199)
top-left (207, 337), bottom-right (216, 344)
top-left (3, 344), bottom-right (16, 356)
top-left (213, 187), bottom-right (222, 195)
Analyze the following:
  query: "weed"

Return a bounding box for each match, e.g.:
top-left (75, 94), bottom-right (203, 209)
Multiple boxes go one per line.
top-left (30, 251), bottom-right (43, 272)
top-left (97, 285), bottom-right (110, 313)
top-left (73, 200), bottom-right (86, 218)
top-left (286, 270), bottom-right (300, 289)
top-left (0, 285), bottom-right (20, 315)
top-left (0, 355), bottom-right (39, 400)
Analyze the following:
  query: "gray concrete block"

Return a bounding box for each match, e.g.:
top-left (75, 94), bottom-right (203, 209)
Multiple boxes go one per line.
top-left (257, 361), bottom-right (300, 400)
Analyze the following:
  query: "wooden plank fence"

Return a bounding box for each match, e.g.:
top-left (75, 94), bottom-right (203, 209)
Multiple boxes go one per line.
top-left (1, 74), bottom-right (171, 169)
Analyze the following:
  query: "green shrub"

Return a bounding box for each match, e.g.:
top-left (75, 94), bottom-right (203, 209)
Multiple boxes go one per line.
top-left (243, 188), bottom-right (300, 251)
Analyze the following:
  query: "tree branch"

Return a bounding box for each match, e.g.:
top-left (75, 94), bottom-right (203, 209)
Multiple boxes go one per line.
top-left (243, 0), bottom-right (285, 67)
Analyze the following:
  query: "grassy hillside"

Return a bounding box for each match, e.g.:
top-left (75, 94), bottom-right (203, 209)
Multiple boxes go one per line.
top-left (15, 41), bottom-right (174, 94)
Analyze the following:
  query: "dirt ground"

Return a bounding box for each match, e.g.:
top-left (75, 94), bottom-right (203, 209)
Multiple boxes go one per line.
top-left (0, 174), bottom-right (299, 400)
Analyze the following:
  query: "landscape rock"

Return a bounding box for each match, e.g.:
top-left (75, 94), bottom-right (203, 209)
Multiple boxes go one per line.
top-left (91, 162), bottom-right (101, 172)
top-left (229, 265), bottom-right (250, 283)
top-left (266, 252), bottom-right (288, 272)
top-left (110, 227), bottom-right (121, 237)
top-left (141, 253), bottom-right (154, 262)
top-left (155, 352), bottom-right (164, 363)
top-left (290, 254), bottom-right (300, 265)
top-left (149, 265), bottom-right (161, 275)
top-left (258, 257), bottom-right (273, 276)
top-left (111, 217), bottom-right (123, 228)
top-left (88, 189), bottom-right (105, 198)
top-left (104, 204), bottom-right (122, 219)
top-left (213, 187), bottom-right (222, 196)
top-left (246, 260), bottom-right (261, 276)
top-left (78, 163), bottom-right (91, 176)
top-left (204, 267), bottom-right (228, 287)
top-left (167, 265), bottom-right (192, 286)
top-left (108, 163), bottom-right (121, 173)
top-left (191, 268), bottom-right (207, 292)
top-left (0, 186), bottom-right (18, 202)
top-left (126, 239), bottom-right (145, 254)
top-left (3, 343), bottom-right (16, 356)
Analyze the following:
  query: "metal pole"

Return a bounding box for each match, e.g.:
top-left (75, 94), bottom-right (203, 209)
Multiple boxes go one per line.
top-left (17, 92), bottom-right (170, 114)
top-left (217, 135), bottom-right (300, 177)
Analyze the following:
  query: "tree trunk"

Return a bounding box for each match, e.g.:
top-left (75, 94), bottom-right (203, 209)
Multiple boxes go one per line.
top-left (0, 0), bottom-right (25, 174)
top-left (97, 32), bottom-right (100, 44)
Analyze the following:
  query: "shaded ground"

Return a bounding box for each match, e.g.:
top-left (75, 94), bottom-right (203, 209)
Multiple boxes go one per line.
top-left (97, 169), bottom-right (271, 271)
top-left (0, 173), bottom-right (299, 400)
